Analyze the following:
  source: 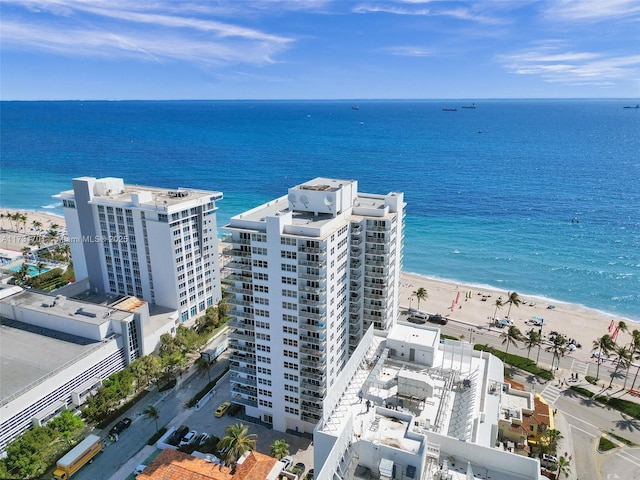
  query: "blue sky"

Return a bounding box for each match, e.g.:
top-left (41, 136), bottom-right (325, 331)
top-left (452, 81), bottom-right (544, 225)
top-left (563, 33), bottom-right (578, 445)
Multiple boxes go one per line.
top-left (1, 0), bottom-right (639, 100)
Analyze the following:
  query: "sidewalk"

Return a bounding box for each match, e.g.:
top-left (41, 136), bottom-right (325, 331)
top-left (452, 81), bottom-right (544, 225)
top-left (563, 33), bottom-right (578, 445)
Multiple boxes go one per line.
top-left (108, 329), bottom-right (230, 480)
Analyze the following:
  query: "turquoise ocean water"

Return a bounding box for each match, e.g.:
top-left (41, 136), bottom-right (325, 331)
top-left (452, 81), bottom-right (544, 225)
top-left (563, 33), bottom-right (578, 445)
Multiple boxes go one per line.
top-left (1, 100), bottom-right (639, 320)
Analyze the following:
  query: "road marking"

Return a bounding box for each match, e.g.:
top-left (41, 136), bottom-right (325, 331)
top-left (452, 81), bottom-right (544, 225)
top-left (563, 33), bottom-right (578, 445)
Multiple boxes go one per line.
top-left (561, 411), bottom-right (599, 432)
top-left (616, 451), bottom-right (640, 468)
top-left (568, 423), bottom-right (597, 437)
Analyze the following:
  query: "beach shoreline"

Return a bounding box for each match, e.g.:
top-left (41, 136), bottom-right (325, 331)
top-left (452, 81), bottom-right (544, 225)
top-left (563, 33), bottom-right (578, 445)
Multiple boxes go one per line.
top-left (2, 207), bottom-right (636, 363)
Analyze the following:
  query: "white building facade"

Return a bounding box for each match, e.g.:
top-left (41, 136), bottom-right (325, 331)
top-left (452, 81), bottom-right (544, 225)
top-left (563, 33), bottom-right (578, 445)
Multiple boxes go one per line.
top-left (223, 178), bottom-right (404, 433)
top-left (59, 177), bottom-right (223, 323)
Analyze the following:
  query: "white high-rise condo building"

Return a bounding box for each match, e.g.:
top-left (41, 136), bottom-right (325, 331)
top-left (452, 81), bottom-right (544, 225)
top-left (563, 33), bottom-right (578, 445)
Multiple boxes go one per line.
top-left (59, 177), bottom-right (223, 323)
top-left (224, 178), bottom-right (404, 433)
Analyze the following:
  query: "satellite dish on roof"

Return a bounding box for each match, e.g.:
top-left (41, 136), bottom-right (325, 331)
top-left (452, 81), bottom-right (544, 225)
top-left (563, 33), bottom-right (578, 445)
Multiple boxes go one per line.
top-left (288, 193), bottom-right (297, 206)
top-left (323, 195), bottom-right (334, 206)
top-left (300, 194), bottom-right (309, 207)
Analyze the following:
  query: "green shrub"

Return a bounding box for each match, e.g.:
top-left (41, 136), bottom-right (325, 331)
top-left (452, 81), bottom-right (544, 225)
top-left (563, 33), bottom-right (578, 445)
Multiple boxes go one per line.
top-left (569, 386), bottom-right (640, 419)
top-left (598, 436), bottom-right (616, 452)
top-left (474, 344), bottom-right (554, 380)
top-left (585, 375), bottom-right (598, 385)
top-left (148, 427), bottom-right (168, 446)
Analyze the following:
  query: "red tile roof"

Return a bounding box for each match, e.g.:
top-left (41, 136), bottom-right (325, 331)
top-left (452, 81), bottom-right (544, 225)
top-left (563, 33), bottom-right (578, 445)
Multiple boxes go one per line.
top-left (137, 449), bottom-right (278, 480)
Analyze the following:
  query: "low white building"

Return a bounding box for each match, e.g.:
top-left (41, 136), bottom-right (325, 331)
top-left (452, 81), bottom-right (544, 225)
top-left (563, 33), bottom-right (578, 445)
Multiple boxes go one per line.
top-left (313, 322), bottom-right (543, 480)
top-left (0, 284), bottom-right (177, 452)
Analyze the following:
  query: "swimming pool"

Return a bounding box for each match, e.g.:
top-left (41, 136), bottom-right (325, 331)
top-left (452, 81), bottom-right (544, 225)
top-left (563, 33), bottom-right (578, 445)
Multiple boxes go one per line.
top-left (9, 263), bottom-right (51, 277)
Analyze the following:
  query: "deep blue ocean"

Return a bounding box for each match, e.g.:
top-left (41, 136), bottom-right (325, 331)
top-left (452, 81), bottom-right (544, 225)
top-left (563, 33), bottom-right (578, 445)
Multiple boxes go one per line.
top-left (1, 100), bottom-right (639, 320)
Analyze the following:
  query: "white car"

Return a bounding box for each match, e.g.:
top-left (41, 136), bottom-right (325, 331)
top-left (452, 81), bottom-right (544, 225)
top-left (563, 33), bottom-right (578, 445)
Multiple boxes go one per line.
top-left (179, 430), bottom-right (198, 446)
top-left (134, 465), bottom-right (147, 475)
top-left (281, 455), bottom-right (293, 471)
top-left (540, 454), bottom-right (558, 468)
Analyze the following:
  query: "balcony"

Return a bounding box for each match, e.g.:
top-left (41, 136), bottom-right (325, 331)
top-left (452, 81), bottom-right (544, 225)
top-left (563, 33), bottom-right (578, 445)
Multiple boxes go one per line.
top-left (301, 382), bottom-right (326, 394)
top-left (349, 323), bottom-right (362, 335)
top-left (229, 364), bottom-right (257, 376)
top-left (300, 368), bottom-right (324, 381)
top-left (225, 273), bottom-right (253, 282)
top-left (301, 344), bottom-right (326, 356)
top-left (299, 321), bottom-right (325, 332)
top-left (232, 396), bottom-right (258, 408)
top-left (231, 384), bottom-right (257, 397)
top-left (300, 334), bottom-right (326, 346)
top-left (298, 259), bottom-right (326, 268)
top-left (301, 402), bottom-right (323, 415)
top-left (226, 285), bottom-right (253, 295)
top-left (228, 309), bottom-right (254, 321)
top-left (230, 374), bottom-right (257, 387)
top-left (299, 297), bottom-right (324, 307)
top-left (299, 285), bottom-right (326, 295)
top-left (229, 319), bottom-right (255, 331)
top-left (226, 261), bottom-right (252, 271)
top-left (298, 310), bottom-right (323, 321)
top-left (300, 356), bottom-right (325, 368)
top-left (230, 353), bottom-right (256, 365)
top-left (226, 297), bottom-right (253, 307)
top-left (224, 248), bottom-right (252, 258)
top-left (298, 246), bottom-right (326, 254)
top-left (301, 391), bottom-right (324, 402)
top-left (229, 342), bottom-right (255, 354)
top-left (299, 272), bottom-right (321, 280)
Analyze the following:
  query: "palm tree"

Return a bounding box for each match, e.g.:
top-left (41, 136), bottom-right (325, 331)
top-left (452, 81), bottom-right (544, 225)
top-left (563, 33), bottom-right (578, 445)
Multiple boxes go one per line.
top-left (490, 298), bottom-right (503, 331)
top-left (269, 439), bottom-right (290, 460)
top-left (32, 220), bottom-right (42, 231)
top-left (196, 357), bottom-right (212, 382)
top-left (412, 287), bottom-right (428, 310)
top-left (217, 423), bottom-right (257, 467)
top-left (592, 334), bottom-right (615, 380)
top-left (608, 345), bottom-right (631, 389)
top-left (556, 455), bottom-right (571, 479)
top-left (546, 334), bottom-right (567, 370)
top-left (0, 212), bottom-right (5, 230)
top-left (523, 330), bottom-right (542, 360)
top-left (36, 262), bottom-right (46, 276)
top-left (143, 405), bottom-right (160, 432)
top-left (613, 320), bottom-right (628, 343)
top-left (627, 330), bottom-right (640, 390)
top-left (501, 325), bottom-right (522, 357)
top-left (505, 291), bottom-right (521, 318)
top-left (541, 428), bottom-right (563, 455)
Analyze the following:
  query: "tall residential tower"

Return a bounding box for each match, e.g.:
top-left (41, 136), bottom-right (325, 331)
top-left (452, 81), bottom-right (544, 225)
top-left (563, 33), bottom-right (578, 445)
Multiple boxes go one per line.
top-left (224, 178), bottom-right (404, 433)
top-left (60, 177), bottom-right (223, 322)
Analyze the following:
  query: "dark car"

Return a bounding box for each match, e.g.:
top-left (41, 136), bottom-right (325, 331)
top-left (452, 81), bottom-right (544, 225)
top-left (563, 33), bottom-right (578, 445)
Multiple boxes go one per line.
top-left (168, 425), bottom-right (190, 446)
top-left (228, 404), bottom-right (242, 417)
top-left (304, 469), bottom-right (314, 480)
top-left (109, 417), bottom-right (132, 436)
top-left (292, 463), bottom-right (306, 476)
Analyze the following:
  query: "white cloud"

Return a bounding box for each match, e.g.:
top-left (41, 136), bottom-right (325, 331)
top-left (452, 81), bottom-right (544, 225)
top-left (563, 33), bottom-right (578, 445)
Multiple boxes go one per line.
top-left (385, 46), bottom-right (437, 57)
top-left (544, 0), bottom-right (640, 22)
top-left (498, 45), bottom-right (640, 85)
top-left (0, 1), bottom-right (294, 65)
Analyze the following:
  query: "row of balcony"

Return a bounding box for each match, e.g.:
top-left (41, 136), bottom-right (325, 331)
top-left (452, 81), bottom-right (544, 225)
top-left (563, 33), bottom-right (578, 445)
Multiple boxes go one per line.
top-left (298, 246), bottom-right (326, 254)
top-left (231, 384), bottom-right (257, 397)
top-left (226, 261), bottom-right (252, 270)
top-left (229, 363), bottom-right (257, 376)
top-left (232, 396), bottom-right (258, 408)
top-left (299, 321), bottom-right (325, 332)
top-left (300, 356), bottom-right (326, 368)
top-left (229, 318), bottom-right (255, 330)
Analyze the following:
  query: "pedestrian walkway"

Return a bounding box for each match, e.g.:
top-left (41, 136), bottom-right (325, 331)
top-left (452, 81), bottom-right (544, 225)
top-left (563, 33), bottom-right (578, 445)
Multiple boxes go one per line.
top-left (569, 359), bottom-right (589, 379)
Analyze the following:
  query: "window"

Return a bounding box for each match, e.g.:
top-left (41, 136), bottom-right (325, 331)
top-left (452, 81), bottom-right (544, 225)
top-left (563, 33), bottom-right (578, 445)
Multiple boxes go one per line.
top-left (284, 361), bottom-right (298, 370)
top-left (285, 395), bottom-right (299, 404)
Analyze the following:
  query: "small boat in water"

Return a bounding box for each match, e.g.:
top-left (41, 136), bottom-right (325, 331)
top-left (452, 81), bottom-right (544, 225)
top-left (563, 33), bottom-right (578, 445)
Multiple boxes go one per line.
top-left (442, 107), bottom-right (457, 112)
top-left (623, 104), bottom-right (639, 109)
top-left (351, 105), bottom-right (360, 110)
top-left (461, 103), bottom-right (476, 109)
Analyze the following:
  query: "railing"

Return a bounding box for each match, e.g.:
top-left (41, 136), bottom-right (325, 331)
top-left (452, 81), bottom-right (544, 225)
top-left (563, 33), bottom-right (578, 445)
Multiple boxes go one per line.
top-left (230, 374), bottom-right (257, 386)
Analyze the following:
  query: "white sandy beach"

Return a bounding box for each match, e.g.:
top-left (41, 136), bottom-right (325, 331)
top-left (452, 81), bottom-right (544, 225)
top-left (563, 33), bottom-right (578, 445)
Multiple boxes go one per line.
top-left (399, 272), bottom-right (638, 363)
top-left (0, 208), bottom-right (67, 252)
top-left (2, 207), bottom-right (636, 362)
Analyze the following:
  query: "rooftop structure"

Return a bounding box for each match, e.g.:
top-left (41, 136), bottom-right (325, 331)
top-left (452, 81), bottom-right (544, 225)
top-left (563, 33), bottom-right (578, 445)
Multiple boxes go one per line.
top-left (313, 322), bottom-right (544, 480)
top-left (59, 176), bottom-right (224, 323)
top-left (223, 178), bottom-right (404, 434)
top-left (0, 284), bottom-right (176, 452)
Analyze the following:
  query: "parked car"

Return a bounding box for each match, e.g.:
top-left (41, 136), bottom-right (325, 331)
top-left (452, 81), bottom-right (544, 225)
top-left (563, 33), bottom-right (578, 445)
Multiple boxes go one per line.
top-left (109, 417), bottom-right (132, 436)
top-left (215, 401), bottom-right (231, 417)
top-left (179, 430), bottom-right (198, 447)
top-left (228, 403), bottom-right (242, 417)
top-left (195, 432), bottom-right (211, 447)
top-left (293, 462), bottom-right (306, 475)
top-left (280, 455), bottom-right (293, 471)
top-left (134, 465), bottom-right (147, 476)
top-left (540, 453), bottom-right (558, 468)
top-left (304, 469), bottom-right (314, 480)
top-left (168, 425), bottom-right (190, 446)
